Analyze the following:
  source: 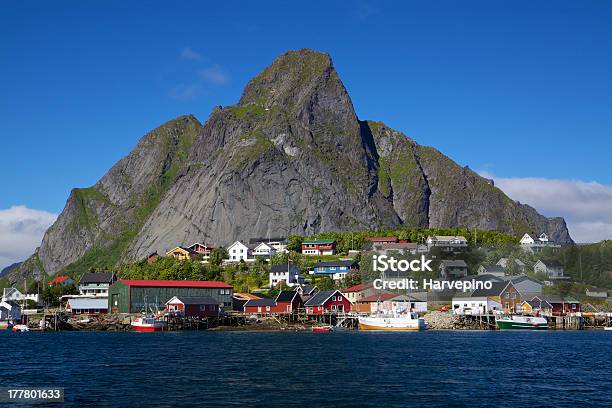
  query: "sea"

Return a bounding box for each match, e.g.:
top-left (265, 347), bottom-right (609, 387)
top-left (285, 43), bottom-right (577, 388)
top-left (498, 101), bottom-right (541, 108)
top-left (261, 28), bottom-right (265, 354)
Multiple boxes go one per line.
top-left (1, 330), bottom-right (611, 407)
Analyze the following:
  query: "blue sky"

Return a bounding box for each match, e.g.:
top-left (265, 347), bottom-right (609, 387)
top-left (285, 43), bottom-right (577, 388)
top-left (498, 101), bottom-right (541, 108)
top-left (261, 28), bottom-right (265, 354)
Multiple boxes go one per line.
top-left (0, 1), bottom-right (611, 267)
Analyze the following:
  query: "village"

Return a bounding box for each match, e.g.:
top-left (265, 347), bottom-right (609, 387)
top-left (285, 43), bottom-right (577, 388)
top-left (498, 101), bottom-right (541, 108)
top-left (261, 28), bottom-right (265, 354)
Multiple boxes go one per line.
top-left (1, 232), bottom-right (611, 332)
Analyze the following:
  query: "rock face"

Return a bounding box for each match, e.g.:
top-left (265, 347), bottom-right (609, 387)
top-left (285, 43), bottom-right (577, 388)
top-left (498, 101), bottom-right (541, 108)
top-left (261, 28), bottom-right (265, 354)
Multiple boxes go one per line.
top-left (9, 49), bottom-right (572, 281)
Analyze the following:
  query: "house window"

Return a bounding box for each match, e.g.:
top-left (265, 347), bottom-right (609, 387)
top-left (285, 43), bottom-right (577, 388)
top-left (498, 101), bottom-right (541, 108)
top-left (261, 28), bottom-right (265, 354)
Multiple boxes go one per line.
top-left (331, 305), bottom-right (337, 310)
top-left (266, 306), bottom-right (270, 311)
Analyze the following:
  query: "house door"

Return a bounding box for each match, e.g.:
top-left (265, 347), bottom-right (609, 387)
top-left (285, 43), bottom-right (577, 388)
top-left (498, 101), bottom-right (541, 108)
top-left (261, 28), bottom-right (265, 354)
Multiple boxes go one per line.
top-left (111, 294), bottom-right (118, 313)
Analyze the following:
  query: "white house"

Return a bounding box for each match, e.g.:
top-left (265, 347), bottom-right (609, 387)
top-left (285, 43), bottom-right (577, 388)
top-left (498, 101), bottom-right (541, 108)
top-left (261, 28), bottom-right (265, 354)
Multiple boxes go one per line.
top-left (2, 288), bottom-right (40, 304)
top-left (585, 287), bottom-right (608, 298)
top-left (227, 241), bottom-right (254, 262)
top-left (78, 272), bottom-right (117, 296)
top-left (533, 260), bottom-right (564, 279)
top-left (520, 233), bottom-right (561, 253)
top-left (426, 235), bottom-right (468, 249)
top-left (252, 242), bottom-right (276, 259)
top-left (452, 297), bottom-right (502, 315)
top-left (0, 300), bottom-right (22, 322)
top-left (269, 264), bottom-right (304, 287)
top-left (249, 238), bottom-right (288, 253)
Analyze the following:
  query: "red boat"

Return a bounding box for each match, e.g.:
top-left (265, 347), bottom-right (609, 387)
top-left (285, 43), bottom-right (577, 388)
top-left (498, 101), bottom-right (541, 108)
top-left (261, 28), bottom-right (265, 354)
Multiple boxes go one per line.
top-left (131, 316), bottom-right (166, 332)
top-left (312, 326), bottom-right (333, 332)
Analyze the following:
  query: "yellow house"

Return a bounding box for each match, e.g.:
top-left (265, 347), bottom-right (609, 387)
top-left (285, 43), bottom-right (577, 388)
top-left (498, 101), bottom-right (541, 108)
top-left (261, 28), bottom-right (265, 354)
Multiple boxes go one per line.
top-left (166, 247), bottom-right (198, 261)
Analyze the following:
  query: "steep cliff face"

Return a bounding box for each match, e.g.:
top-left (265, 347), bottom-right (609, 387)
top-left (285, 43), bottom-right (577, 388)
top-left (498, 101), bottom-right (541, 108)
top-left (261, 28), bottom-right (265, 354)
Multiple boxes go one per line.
top-left (8, 48), bottom-right (572, 282)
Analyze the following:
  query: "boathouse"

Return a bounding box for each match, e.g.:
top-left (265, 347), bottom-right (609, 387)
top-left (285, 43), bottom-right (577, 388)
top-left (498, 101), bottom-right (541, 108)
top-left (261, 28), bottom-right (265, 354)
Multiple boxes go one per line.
top-left (273, 291), bottom-right (303, 314)
top-left (243, 298), bottom-right (276, 315)
top-left (165, 296), bottom-right (220, 317)
top-left (107, 280), bottom-right (233, 313)
top-left (304, 290), bottom-right (351, 314)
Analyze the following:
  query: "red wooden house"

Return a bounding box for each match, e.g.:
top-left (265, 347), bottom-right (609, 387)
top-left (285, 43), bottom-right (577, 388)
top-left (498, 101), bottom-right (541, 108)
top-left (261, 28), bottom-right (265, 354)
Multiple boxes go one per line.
top-left (165, 296), bottom-right (220, 317)
top-left (188, 242), bottom-right (217, 256)
top-left (530, 295), bottom-right (581, 316)
top-left (301, 239), bottom-right (336, 256)
top-left (303, 290), bottom-right (351, 315)
top-left (243, 298), bottom-right (277, 315)
top-left (272, 291), bottom-right (303, 314)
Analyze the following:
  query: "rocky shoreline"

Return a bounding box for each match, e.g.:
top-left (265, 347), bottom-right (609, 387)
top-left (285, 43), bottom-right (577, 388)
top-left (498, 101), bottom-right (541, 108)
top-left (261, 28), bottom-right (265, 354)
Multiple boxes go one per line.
top-left (22, 312), bottom-right (486, 332)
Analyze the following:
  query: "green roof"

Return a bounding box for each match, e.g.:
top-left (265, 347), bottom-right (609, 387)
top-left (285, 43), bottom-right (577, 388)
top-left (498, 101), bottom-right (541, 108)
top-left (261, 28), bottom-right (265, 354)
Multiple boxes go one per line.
top-left (303, 239), bottom-right (335, 244)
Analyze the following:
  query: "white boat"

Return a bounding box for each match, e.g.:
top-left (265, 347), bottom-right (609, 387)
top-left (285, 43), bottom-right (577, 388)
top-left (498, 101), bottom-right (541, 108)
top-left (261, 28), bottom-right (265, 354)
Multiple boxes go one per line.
top-left (12, 324), bottom-right (29, 332)
top-left (496, 315), bottom-right (548, 330)
top-left (359, 312), bottom-right (425, 331)
top-left (131, 315), bottom-right (166, 332)
top-left (604, 327), bottom-right (612, 331)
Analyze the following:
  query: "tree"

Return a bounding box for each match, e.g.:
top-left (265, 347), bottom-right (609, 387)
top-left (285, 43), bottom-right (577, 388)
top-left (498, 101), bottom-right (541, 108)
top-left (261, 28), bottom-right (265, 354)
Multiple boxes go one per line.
top-left (209, 248), bottom-right (229, 266)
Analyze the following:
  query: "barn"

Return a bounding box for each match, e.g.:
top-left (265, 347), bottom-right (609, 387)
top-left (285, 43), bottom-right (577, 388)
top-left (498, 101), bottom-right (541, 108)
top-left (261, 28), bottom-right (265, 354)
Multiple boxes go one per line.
top-left (107, 279), bottom-right (233, 313)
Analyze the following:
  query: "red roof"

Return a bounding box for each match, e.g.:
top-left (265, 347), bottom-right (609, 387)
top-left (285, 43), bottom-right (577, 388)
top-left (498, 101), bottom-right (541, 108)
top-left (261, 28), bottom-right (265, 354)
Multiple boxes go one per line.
top-left (358, 293), bottom-right (399, 303)
top-left (367, 237), bottom-right (398, 242)
top-left (343, 283), bottom-right (373, 293)
top-left (119, 279), bottom-right (232, 288)
top-left (48, 276), bottom-right (70, 285)
top-left (381, 242), bottom-right (417, 249)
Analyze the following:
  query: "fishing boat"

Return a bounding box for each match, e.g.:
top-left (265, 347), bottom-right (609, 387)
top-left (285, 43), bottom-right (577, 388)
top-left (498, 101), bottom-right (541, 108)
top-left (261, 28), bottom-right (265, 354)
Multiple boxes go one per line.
top-left (12, 324), bottom-right (29, 332)
top-left (312, 326), bottom-right (333, 332)
top-left (496, 315), bottom-right (548, 330)
top-left (131, 315), bottom-right (166, 332)
top-left (359, 311), bottom-right (426, 331)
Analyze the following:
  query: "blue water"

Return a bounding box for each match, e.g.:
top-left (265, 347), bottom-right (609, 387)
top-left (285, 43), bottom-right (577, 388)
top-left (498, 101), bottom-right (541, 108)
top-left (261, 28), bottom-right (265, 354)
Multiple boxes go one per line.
top-left (1, 330), bottom-right (611, 407)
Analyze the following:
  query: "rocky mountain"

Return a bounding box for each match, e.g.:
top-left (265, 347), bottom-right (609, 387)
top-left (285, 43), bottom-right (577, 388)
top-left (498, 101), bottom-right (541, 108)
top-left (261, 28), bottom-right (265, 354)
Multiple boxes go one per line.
top-left (8, 49), bottom-right (571, 282)
top-left (1, 262), bottom-right (21, 278)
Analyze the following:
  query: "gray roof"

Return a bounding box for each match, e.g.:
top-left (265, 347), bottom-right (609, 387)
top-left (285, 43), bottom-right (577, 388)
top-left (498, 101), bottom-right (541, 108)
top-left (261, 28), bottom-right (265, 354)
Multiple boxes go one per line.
top-left (480, 265), bottom-right (505, 274)
top-left (304, 290), bottom-right (339, 306)
top-left (295, 285), bottom-right (317, 295)
top-left (67, 298), bottom-right (108, 310)
top-left (276, 291), bottom-right (299, 303)
top-left (79, 272), bottom-right (116, 284)
top-left (440, 260), bottom-right (468, 268)
top-left (244, 298), bottom-right (276, 307)
top-left (471, 281), bottom-right (511, 297)
top-left (524, 299), bottom-right (553, 309)
top-left (532, 295), bottom-right (580, 304)
top-left (538, 260), bottom-right (563, 268)
top-left (248, 237), bottom-right (287, 244)
top-left (270, 264), bottom-right (301, 274)
top-left (508, 275), bottom-right (542, 285)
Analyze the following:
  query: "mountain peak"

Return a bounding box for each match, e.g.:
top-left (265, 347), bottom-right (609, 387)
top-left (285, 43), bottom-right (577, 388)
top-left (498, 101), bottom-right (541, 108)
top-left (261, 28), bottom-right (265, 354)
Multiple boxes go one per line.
top-left (239, 48), bottom-right (339, 109)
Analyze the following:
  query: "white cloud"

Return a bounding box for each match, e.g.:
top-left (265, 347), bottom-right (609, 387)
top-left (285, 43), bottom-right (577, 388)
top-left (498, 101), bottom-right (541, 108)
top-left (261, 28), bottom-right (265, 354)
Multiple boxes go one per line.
top-left (479, 172), bottom-right (612, 243)
top-left (0, 206), bottom-right (57, 271)
top-left (199, 65), bottom-right (229, 86)
top-left (169, 82), bottom-right (202, 101)
top-left (180, 46), bottom-right (203, 61)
